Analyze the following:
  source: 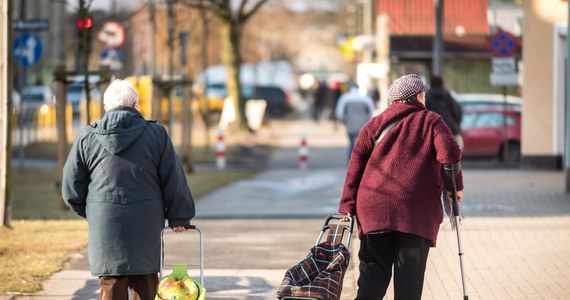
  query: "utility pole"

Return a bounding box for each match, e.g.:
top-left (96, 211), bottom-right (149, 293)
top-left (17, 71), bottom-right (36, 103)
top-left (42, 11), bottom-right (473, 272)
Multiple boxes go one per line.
top-left (50, 0), bottom-right (65, 66)
top-left (77, 0), bottom-right (92, 124)
top-left (564, 3), bottom-right (570, 193)
top-left (167, 0), bottom-right (175, 134)
top-left (16, 0), bottom-right (26, 169)
top-left (433, 0), bottom-right (444, 76)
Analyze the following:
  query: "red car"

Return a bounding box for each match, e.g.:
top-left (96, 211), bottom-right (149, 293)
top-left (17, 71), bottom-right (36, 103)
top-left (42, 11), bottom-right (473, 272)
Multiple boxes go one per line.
top-left (460, 106), bottom-right (521, 163)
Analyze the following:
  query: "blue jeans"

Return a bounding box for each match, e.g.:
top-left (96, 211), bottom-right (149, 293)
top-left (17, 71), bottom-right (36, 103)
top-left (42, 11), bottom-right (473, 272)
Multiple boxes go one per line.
top-left (347, 133), bottom-right (358, 163)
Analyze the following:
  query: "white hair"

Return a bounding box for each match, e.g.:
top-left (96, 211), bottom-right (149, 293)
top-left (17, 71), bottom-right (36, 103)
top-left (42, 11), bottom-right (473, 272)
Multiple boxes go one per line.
top-left (103, 79), bottom-right (138, 111)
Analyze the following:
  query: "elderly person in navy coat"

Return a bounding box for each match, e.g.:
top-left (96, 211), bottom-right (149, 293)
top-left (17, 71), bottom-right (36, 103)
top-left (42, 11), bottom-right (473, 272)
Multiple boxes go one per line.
top-left (62, 79), bottom-right (195, 300)
top-left (338, 74), bottom-right (464, 300)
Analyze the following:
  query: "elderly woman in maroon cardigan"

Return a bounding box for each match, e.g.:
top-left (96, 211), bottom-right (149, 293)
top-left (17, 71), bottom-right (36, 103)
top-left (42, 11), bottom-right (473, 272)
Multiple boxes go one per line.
top-left (338, 74), bottom-right (464, 300)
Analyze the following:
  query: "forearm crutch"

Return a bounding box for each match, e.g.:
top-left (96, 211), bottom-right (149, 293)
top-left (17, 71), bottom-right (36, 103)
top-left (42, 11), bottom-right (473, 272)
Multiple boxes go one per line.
top-left (444, 162), bottom-right (468, 300)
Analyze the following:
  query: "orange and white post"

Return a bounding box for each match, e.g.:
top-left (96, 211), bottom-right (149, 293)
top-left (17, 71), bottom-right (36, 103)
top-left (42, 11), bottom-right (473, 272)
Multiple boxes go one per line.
top-left (216, 127), bottom-right (226, 169)
top-left (299, 132), bottom-right (308, 169)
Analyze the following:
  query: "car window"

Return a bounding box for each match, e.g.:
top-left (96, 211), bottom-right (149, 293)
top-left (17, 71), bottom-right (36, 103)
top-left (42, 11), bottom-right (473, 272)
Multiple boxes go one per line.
top-left (253, 87), bottom-right (285, 100)
top-left (203, 84), bottom-right (254, 98)
top-left (205, 84), bottom-right (227, 98)
top-left (462, 111), bottom-right (516, 129)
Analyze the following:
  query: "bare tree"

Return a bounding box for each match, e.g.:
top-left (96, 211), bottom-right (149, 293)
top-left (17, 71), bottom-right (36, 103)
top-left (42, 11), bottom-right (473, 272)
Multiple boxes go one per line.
top-left (182, 0), bottom-right (269, 129)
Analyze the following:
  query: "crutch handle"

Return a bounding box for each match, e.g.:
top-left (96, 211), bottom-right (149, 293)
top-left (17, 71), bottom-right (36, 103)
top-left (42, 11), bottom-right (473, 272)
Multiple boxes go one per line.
top-left (444, 162), bottom-right (461, 217)
top-left (443, 162), bottom-right (459, 179)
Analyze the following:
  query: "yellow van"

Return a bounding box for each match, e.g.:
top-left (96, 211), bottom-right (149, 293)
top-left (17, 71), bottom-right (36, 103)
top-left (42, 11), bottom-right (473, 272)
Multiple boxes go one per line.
top-left (125, 75), bottom-right (188, 121)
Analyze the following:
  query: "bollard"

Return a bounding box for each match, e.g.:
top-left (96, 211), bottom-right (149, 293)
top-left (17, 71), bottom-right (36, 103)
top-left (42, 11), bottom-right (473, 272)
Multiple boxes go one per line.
top-left (299, 132), bottom-right (308, 169)
top-left (216, 127), bottom-right (226, 169)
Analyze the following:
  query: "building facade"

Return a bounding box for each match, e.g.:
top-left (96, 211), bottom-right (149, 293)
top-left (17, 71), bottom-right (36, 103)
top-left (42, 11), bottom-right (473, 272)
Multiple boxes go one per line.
top-left (522, 0), bottom-right (568, 169)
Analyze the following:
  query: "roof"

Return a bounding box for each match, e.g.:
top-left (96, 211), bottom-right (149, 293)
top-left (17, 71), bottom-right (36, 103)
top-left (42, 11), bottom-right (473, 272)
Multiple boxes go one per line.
top-left (377, 0), bottom-right (490, 36)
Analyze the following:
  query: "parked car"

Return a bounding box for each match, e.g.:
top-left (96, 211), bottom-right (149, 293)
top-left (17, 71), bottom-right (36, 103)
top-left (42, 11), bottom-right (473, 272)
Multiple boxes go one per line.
top-left (461, 106), bottom-right (521, 163)
top-left (453, 92), bottom-right (522, 110)
top-left (20, 85), bottom-right (54, 108)
top-left (246, 85), bottom-right (293, 117)
top-left (193, 82), bottom-right (227, 114)
top-left (66, 75), bottom-right (102, 115)
top-left (195, 83), bottom-right (293, 119)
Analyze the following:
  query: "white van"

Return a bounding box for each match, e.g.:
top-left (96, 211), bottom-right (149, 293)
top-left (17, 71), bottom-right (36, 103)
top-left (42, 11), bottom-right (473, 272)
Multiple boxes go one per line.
top-left (20, 85), bottom-right (54, 108)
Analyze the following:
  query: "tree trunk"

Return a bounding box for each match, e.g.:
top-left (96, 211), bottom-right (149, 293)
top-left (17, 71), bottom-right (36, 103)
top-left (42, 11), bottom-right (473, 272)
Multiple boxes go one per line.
top-left (181, 80), bottom-right (194, 173)
top-left (1, 0), bottom-right (13, 227)
top-left (54, 66), bottom-right (69, 209)
top-left (220, 21), bottom-right (247, 129)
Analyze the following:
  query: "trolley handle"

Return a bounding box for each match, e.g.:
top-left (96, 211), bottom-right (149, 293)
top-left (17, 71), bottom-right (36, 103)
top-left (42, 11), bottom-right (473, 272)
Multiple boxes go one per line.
top-left (316, 214), bottom-right (355, 248)
top-left (159, 224), bottom-right (204, 286)
top-left (161, 224), bottom-right (197, 231)
top-left (325, 214), bottom-right (354, 230)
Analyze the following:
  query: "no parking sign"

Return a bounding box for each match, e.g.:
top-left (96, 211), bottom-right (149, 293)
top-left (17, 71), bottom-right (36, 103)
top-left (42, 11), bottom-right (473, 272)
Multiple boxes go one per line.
top-left (490, 30), bottom-right (518, 57)
top-left (489, 29), bottom-right (519, 86)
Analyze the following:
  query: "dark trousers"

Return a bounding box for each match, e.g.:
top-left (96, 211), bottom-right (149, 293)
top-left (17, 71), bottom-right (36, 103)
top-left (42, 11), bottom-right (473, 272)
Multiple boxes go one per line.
top-left (355, 231), bottom-right (430, 300)
top-left (99, 274), bottom-right (158, 300)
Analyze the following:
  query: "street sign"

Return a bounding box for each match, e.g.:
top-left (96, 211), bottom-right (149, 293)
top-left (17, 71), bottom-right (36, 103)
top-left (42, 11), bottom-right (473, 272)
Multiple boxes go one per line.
top-left (492, 57), bottom-right (516, 73)
top-left (97, 21), bottom-right (126, 48)
top-left (12, 19), bottom-right (49, 31)
top-left (490, 30), bottom-right (518, 57)
top-left (13, 33), bottom-right (43, 66)
top-left (490, 57), bottom-right (518, 86)
top-left (490, 72), bottom-right (518, 86)
top-left (100, 48), bottom-right (123, 70)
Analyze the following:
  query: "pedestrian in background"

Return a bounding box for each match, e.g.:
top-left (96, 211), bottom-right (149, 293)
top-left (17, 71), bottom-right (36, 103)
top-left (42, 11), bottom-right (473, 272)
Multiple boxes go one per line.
top-left (338, 74), bottom-right (464, 300)
top-left (426, 75), bottom-right (463, 148)
top-left (334, 84), bottom-right (376, 162)
top-left (328, 80), bottom-right (342, 124)
top-left (366, 82), bottom-right (381, 109)
top-left (61, 79), bottom-right (196, 300)
top-left (312, 80), bottom-right (328, 122)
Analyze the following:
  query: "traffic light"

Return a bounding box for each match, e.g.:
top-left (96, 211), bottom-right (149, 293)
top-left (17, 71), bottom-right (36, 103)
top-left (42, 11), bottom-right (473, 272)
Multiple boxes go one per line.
top-left (76, 16), bottom-right (93, 39)
top-left (76, 14), bottom-right (93, 70)
top-left (76, 16), bottom-right (93, 30)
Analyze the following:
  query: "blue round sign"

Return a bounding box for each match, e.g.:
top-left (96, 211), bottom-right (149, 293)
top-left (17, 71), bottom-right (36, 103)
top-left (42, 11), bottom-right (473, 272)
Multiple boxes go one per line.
top-left (13, 33), bottom-right (43, 66)
top-left (490, 30), bottom-right (517, 57)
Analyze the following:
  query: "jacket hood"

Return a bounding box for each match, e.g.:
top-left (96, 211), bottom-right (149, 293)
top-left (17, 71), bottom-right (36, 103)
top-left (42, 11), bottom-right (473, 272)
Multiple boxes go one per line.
top-left (91, 107), bottom-right (148, 155)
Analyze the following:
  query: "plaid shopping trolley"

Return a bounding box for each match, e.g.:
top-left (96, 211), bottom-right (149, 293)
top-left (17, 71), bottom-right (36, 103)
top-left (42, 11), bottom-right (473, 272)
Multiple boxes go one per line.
top-left (276, 214), bottom-right (354, 300)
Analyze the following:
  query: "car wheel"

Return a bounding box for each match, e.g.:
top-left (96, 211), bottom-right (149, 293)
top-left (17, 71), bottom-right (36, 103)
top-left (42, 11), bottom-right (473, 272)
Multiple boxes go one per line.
top-left (499, 141), bottom-right (521, 164)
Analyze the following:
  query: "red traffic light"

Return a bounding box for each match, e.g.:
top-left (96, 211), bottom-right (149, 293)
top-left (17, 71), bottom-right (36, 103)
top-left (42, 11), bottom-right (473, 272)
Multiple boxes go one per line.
top-left (76, 17), bottom-right (93, 30)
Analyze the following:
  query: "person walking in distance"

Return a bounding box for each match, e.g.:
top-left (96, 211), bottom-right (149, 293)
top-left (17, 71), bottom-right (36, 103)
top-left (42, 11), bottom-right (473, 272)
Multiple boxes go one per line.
top-left (338, 74), bottom-right (464, 300)
top-left (334, 84), bottom-right (376, 162)
top-left (61, 79), bottom-right (196, 300)
top-left (426, 75), bottom-right (463, 148)
top-left (312, 80), bottom-right (329, 122)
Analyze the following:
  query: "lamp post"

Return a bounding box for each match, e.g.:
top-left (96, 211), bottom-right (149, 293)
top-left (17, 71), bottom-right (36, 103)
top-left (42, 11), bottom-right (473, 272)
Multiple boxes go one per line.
top-left (433, 0), bottom-right (444, 76)
top-left (564, 1), bottom-right (570, 193)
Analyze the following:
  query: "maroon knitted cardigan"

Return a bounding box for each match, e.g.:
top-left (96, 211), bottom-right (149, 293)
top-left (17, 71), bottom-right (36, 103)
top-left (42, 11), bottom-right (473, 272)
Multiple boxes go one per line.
top-left (338, 101), bottom-right (463, 246)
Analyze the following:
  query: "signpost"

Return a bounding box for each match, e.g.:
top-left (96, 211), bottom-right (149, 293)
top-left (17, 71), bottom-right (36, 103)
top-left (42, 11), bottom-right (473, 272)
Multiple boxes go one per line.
top-left (12, 19), bottom-right (49, 31)
top-left (13, 32), bottom-right (42, 66)
top-left (489, 30), bottom-right (518, 87)
top-left (97, 21), bottom-right (125, 48)
top-left (97, 21), bottom-right (126, 71)
top-left (489, 29), bottom-right (519, 163)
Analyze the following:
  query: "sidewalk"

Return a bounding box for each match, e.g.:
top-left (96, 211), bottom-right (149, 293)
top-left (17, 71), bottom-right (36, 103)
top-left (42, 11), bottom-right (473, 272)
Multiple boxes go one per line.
top-left (3, 119), bottom-right (570, 299)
